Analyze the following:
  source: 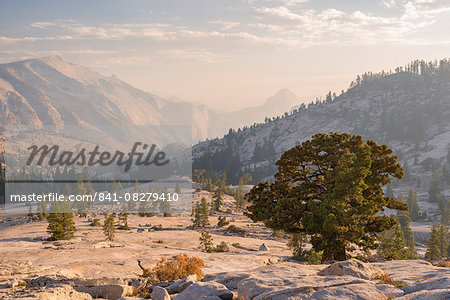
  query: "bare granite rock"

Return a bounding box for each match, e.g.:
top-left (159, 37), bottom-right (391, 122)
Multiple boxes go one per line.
top-left (397, 289), bottom-right (450, 300)
top-left (317, 259), bottom-right (384, 280)
top-left (308, 283), bottom-right (387, 300)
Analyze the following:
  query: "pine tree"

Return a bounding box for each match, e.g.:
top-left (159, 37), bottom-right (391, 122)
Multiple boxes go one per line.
top-left (75, 180), bottom-right (89, 217)
top-left (175, 183), bottom-right (181, 194)
top-left (428, 170), bottom-right (441, 203)
top-left (235, 178), bottom-right (244, 207)
top-left (287, 232), bottom-right (307, 258)
top-left (407, 189), bottom-right (420, 221)
top-left (103, 214), bottom-right (115, 241)
top-left (377, 224), bottom-right (416, 260)
top-left (437, 224), bottom-right (448, 259)
top-left (397, 211), bottom-right (418, 258)
top-left (212, 185), bottom-right (224, 213)
top-left (118, 206), bottom-right (130, 230)
top-left (199, 230), bottom-right (213, 252)
top-left (193, 197), bottom-right (209, 227)
top-left (47, 200), bottom-right (76, 240)
top-left (36, 200), bottom-right (47, 220)
top-left (425, 225), bottom-right (442, 262)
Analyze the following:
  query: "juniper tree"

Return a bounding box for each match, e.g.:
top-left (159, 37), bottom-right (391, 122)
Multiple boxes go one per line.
top-left (246, 133), bottom-right (406, 262)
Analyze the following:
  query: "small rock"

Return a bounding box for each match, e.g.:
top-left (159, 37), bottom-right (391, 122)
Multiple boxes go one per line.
top-left (151, 286), bottom-right (170, 300)
top-left (318, 259), bottom-right (384, 280)
top-left (259, 243), bottom-right (269, 251)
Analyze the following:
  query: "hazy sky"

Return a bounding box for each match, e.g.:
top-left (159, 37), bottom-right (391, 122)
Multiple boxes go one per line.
top-left (1, 0), bottom-right (450, 111)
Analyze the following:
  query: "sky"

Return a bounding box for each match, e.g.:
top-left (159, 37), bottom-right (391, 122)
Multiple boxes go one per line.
top-left (1, 0), bottom-right (450, 111)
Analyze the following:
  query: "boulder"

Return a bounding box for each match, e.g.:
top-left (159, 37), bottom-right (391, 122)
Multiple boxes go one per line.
top-left (259, 243), bottom-right (269, 251)
top-left (75, 284), bottom-right (133, 300)
top-left (165, 274), bottom-right (196, 294)
top-left (34, 284), bottom-right (93, 300)
top-left (318, 259), bottom-right (384, 280)
top-left (174, 282), bottom-right (232, 300)
top-left (150, 286), bottom-right (170, 300)
top-left (204, 273), bottom-right (250, 290)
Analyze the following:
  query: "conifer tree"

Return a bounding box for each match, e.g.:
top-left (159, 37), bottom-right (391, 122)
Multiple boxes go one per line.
top-left (103, 213), bottom-right (115, 241)
top-left (377, 224), bottom-right (416, 259)
top-left (212, 185), bottom-right (224, 213)
top-left (199, 230), bottom-right (213, 253)
top-left (36, 199), bottom-right (47, 220)
top-left (428, 170), bottom-right (441, 203)
top-left (397, 211), bottom-right (418, 257)
top-left (193, 197), bottom-right (209, 227)
top-left (75, 180), bottom-right (89, 217)
top-left (425, 225), bottom-right (442, 262)
top-left (407, 189), bottom-right (420, 221)
top-left (246, 133), bottom-right (406, 262)
top-left (118, 206), bottom-right (130, 230)
top-left (287, 232), bottom-right (307, 258)
top-left (175, 182), bottom-right (181, 194)
top-left (47, 200), bottom-right (76, 240)
top-left (437, 224), bottom-right (448, 259)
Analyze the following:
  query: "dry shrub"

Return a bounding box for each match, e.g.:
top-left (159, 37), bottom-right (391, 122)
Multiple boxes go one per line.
top-left (436, 260), bottom-right (450, 268)
top-left (142, 253), bottom-right (205, 282)
top-left (377, 272), bottom-right (407, 288)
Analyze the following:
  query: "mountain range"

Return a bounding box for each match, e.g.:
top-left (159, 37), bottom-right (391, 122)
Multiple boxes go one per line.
top-left (0, 56), bottom-right (300, 144)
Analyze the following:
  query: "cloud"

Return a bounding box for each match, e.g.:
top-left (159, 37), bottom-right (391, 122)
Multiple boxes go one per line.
top-left (252, 1), bottom-right (448, 47)
top-left (209, 20), bottom-right (240, 30)
top-left (381, 0), bottom-right (398, 9)
top-left (29, 21), bottom-right (56, 29)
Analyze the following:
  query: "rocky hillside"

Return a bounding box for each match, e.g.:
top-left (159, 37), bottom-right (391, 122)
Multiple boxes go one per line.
top-left (193, 59), bottom-right (450, 220)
